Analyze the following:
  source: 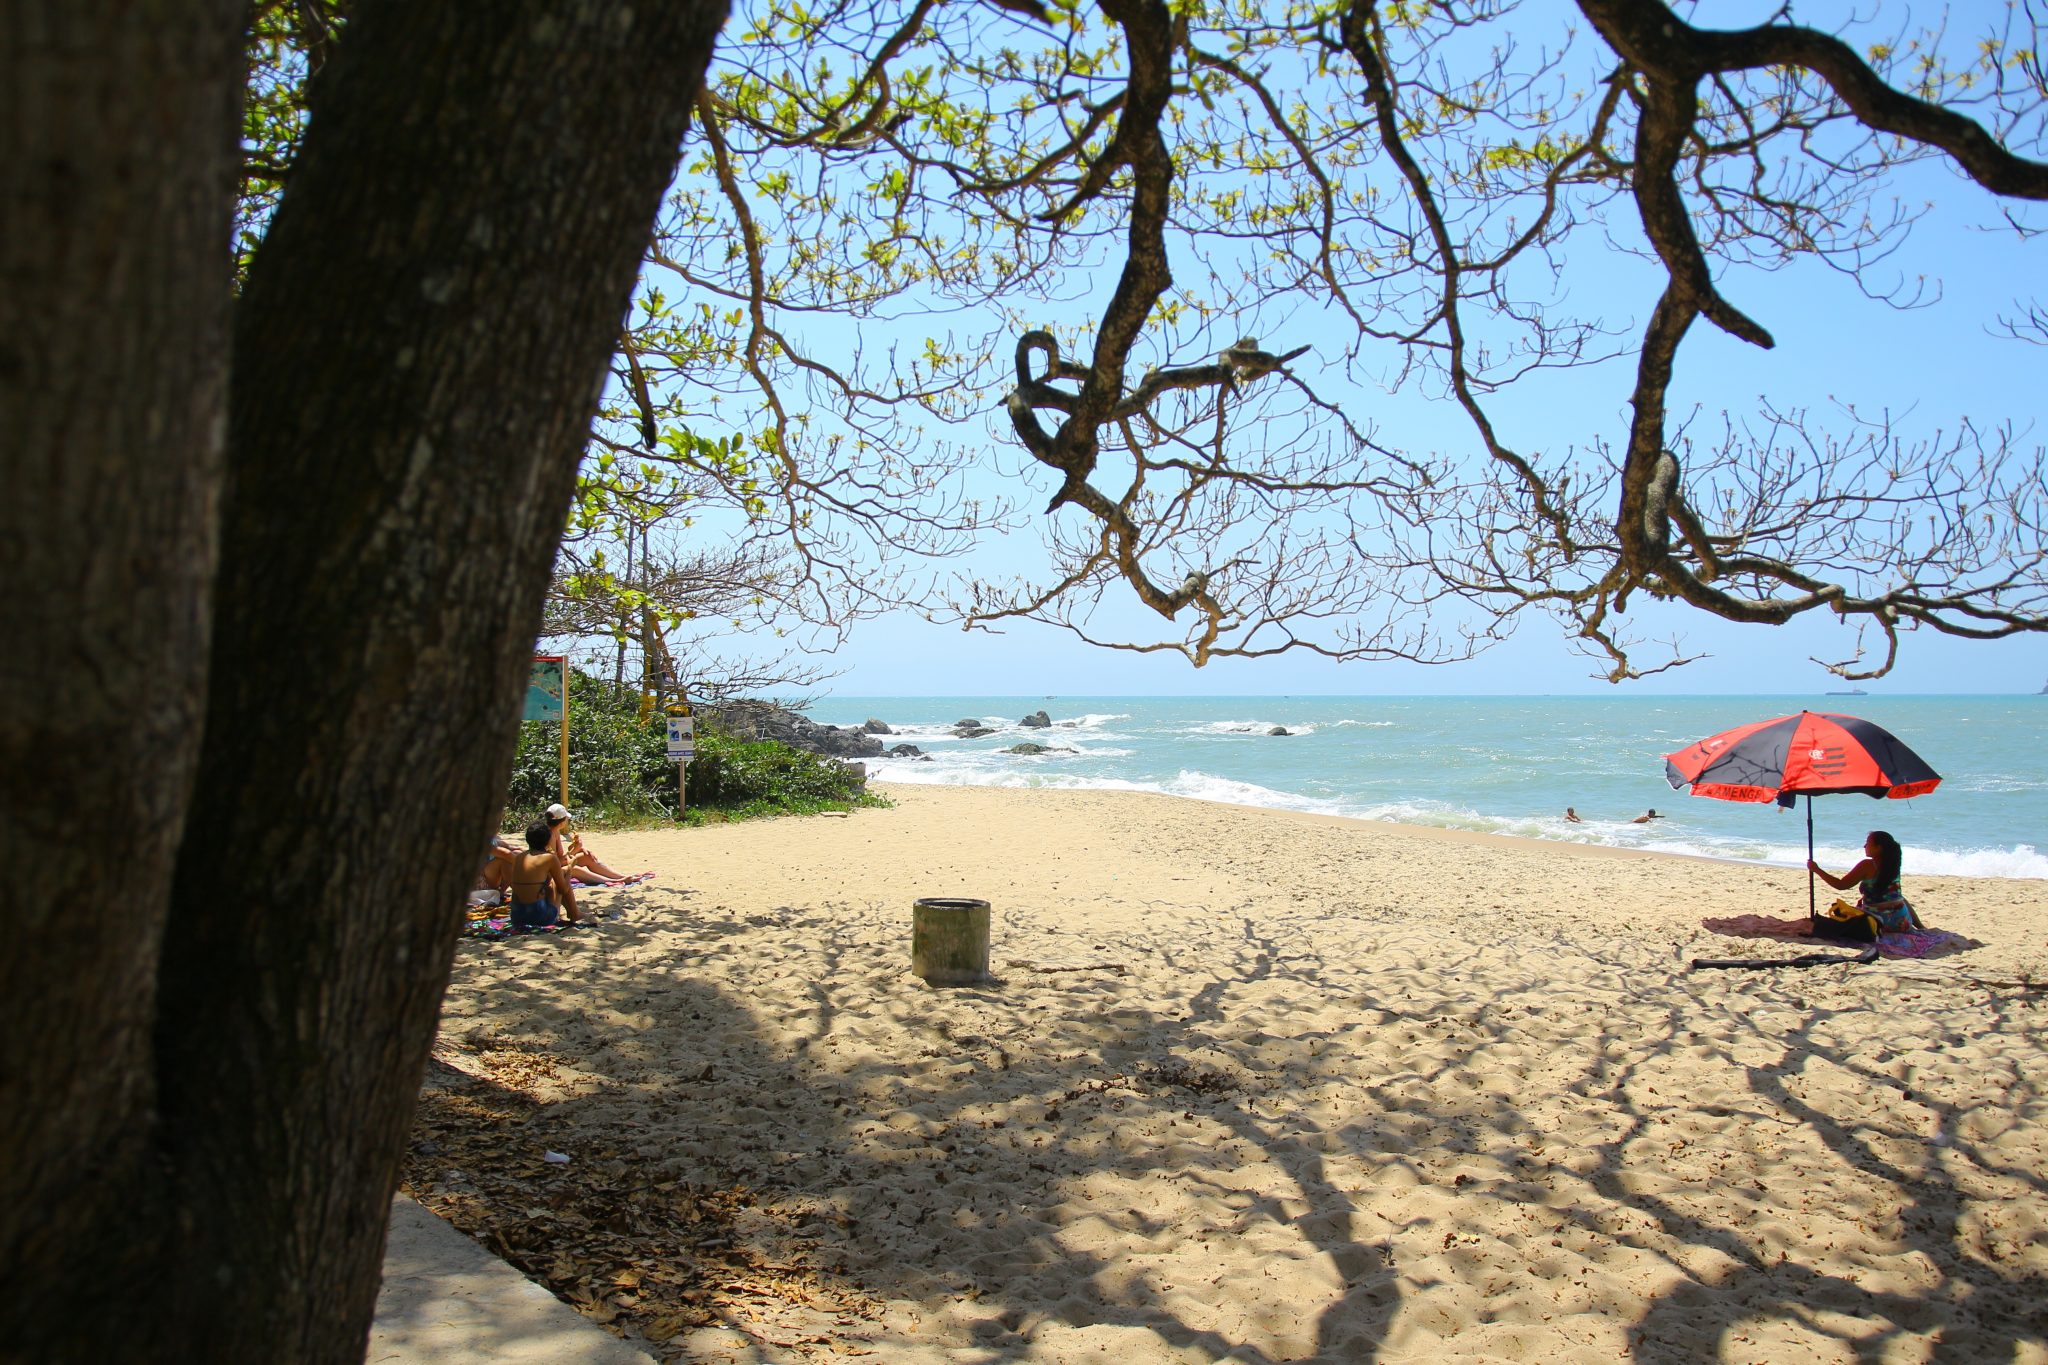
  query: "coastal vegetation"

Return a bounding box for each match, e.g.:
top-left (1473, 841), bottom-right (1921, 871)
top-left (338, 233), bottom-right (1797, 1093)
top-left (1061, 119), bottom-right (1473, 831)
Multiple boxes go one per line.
top-left (506, 674), bottom-right (883, 824)
top-left (10, 2), bottom-right (2048, 1362)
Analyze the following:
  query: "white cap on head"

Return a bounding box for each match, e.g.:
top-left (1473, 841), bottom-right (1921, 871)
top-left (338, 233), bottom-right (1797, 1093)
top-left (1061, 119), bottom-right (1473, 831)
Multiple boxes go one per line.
top-left (544, 803), bottom-right (571, 822)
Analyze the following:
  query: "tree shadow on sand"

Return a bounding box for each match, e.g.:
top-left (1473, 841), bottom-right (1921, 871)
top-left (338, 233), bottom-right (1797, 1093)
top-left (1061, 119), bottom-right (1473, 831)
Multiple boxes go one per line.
top-left (414, 889), bottom-right (2048, 1362)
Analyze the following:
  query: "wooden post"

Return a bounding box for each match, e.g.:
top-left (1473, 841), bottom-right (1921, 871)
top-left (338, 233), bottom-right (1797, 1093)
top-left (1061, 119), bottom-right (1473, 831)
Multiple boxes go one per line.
top-left (558, 707), bottom-right (570, 807)
top-left (667, 698), bottom-right (692, 821)
top-left (911, 898), bottom-right (991, 985)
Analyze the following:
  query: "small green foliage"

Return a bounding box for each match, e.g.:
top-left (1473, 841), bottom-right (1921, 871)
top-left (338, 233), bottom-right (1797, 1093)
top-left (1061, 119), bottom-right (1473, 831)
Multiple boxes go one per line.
top-left (506, 670), bottom-right (882, 825)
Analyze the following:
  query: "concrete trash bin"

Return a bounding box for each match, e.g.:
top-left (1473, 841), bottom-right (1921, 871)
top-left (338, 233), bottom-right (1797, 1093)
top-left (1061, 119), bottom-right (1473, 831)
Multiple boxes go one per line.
top-left (911, 897), bottom-right (991, 984)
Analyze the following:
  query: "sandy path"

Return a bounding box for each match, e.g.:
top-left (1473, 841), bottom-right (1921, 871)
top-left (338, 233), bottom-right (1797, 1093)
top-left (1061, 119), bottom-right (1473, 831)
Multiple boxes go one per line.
top-left (416, 785), bottom-right (2048, 1363)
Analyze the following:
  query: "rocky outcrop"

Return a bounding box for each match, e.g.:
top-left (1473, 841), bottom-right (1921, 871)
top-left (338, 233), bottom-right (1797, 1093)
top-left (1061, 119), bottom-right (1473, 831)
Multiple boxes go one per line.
top-left (696, 700), bottom-right (885, 758)
top-left (886, 743), bottom-right (925, 757)
top-left (1004, 742), bottom-right (1073, 755)
top-left (955, 718), bottom-right (982, 728)
top-left (955, 725), bottom-right (995, 739)
top-left (1019, 710), bottom-right (1052, 728)
top-left (1269, 726), bottom-right (1290, 736)
top-left (862, 719), bottom-right (893, 734)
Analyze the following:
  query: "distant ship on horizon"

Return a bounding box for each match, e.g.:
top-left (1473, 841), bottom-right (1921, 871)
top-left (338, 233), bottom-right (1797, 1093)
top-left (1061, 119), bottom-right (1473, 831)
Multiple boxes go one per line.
top-left (1826, 687), bottom-right (1869, 696)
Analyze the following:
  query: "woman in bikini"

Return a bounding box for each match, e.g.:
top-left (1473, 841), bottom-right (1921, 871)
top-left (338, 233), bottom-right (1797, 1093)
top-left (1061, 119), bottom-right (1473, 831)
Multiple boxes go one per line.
top-left (543, 804), bottom-right (648, 887)
top-left (507, 820), bottom-right (584, 929)
top-left (1810, 829), bottom-right (1924, 933)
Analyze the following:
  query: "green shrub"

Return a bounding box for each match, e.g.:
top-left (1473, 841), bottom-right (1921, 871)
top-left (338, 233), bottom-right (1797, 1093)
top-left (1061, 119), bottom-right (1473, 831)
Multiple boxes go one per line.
top-left (506, 672), bottom-right (881, 825)
top-left (506, 671), bottom-right (673, 821)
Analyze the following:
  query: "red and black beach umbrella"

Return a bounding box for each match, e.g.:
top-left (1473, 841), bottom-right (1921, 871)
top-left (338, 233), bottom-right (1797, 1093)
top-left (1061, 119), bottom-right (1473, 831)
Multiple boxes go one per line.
top-left (1664, 711), bottom-right (1940, 921)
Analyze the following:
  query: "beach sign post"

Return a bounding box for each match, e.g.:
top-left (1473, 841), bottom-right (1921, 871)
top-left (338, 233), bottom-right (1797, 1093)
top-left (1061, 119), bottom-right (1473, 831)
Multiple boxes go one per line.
top-left (665, 702), bottom-right (693, 818)
top-left (524, 655), bottom-right (569, 805)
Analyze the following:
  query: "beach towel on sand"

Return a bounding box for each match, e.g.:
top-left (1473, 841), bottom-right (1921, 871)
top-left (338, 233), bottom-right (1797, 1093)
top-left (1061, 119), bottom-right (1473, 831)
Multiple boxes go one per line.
top-left (1699, 914), bottom-right (1978, 960)
top-left (461, 916), bottom-right (582, 940)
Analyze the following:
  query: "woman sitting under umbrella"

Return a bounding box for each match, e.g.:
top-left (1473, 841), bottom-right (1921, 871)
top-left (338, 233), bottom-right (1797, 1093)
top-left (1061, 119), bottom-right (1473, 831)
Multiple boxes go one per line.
top-left (1808, 829), bottom-right (1925, 934)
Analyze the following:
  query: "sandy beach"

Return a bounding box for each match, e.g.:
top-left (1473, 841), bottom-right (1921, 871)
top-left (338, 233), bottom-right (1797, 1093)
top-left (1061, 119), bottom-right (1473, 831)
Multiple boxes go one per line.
top-left (407, 784), bottom-right (2048, 1363)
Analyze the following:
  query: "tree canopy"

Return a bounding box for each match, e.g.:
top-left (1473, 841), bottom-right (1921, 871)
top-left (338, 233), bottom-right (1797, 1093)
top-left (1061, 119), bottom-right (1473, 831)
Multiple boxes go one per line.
top-left (237, 0), bottom-right (2048, 684)
top-left (628, 0), bottom-right (2048, 680)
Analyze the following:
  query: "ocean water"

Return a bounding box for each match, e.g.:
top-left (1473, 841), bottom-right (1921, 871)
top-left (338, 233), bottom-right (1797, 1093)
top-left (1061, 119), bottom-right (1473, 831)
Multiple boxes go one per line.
top-left (815, 695), bottom-right (2048, 881)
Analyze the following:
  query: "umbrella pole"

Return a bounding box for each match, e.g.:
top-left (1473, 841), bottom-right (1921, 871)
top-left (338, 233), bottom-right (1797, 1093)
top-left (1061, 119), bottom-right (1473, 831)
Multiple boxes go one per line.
top-left (1806, 795), bottom-right (1817, 926)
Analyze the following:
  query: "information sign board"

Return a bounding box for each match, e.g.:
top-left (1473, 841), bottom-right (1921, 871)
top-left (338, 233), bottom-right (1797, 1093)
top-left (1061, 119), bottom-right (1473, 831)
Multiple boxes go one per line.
top-left (523, 656), bottom-right (566, 722)
top-left (666, 715), bottom-right (696, 760)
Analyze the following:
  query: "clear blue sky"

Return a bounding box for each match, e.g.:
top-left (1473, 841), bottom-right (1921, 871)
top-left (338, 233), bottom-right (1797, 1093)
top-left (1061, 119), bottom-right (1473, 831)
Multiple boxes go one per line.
top-left (810, 599), bottom-right (2048, 697)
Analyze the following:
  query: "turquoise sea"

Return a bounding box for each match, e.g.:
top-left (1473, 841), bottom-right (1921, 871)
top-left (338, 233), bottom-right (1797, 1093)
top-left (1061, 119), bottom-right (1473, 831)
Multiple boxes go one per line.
top-left (815, 695), bottom-right (2048, 880)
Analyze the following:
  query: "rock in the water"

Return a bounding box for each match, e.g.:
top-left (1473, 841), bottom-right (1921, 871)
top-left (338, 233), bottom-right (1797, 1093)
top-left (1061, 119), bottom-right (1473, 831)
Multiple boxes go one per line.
top-left (1019, 710), bottom-right (1052, 728)
top-left (862, 718), bottom-right (893, 734)
top-left (1268, 726), bottom-right (1290, 737)
top-left (956, 726), bottom-right (995, 739)
top-left (886, 743), bottom-right (925, 757)
top-left (1005, 742), bottom-right (1073, 755)
top-left (954, 717), bottom-right (982, 728)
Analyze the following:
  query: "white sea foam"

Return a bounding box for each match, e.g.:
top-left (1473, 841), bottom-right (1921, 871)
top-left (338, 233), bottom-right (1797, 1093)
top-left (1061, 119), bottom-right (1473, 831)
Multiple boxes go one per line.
top-left (1059, 712), bottom-right (1131, 730)
top-left (870, 764), bottom-right (1160, 793)
top-left (837, 695), bottom-right (2047, 879)
top-left (1155, 770), bottom-right (1348, 814)
top-left (1947, 774), bottom-right (2045, 795)
top-left (872, 720), bottom-right (1019, 744)
top-left (867, 760), bottom-right (1341, 813)
top-left (1690, 839), bottom-right (2048, 879)
top-left (1187, 719), bottom-right (1319, 737)
top-left (863, 761), bottom-right (2048, 881)
top-left (1907, 844), bottom-right (2048, 879)
top-left (853, 709), bottom-right (1139, 747)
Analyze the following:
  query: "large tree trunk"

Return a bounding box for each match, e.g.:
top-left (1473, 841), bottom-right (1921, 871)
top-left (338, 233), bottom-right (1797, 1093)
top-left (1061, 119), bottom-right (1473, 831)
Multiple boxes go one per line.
top-left (1, 3), bottom-right (727, 1361)
top-left (0, 0), bottom-right (242, 1346)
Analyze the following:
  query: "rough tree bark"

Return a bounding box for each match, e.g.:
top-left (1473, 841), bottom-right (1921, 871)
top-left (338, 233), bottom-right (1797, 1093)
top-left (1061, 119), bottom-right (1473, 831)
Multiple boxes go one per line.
top-left (1, 2), bottom-right (727, 1361)
top-left (0, 4), bottom-right (243, 1350)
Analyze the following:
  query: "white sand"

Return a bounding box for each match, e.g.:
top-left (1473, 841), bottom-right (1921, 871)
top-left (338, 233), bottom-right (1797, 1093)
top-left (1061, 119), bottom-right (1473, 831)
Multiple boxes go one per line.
top-left (422, 784), bottom-right (2048, 1363)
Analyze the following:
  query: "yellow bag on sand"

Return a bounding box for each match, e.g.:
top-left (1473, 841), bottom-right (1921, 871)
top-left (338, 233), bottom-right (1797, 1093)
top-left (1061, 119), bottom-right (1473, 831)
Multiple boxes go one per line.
top-left (1827, 898), bottom-right (1862, 919)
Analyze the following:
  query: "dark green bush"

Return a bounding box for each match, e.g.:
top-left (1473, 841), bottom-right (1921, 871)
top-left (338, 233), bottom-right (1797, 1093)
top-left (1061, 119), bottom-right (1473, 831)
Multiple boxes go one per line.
top-left (506, 672), bottom-right (878, 824)
top-left (684, 731), bottom-right (868, 807)
top-left (506, 671), bottom-right (674, 820)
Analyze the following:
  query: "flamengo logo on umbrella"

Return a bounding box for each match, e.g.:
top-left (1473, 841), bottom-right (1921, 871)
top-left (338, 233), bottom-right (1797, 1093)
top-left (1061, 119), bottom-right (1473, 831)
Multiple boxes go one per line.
top-left (1805, 744), bottom-right (1846, 778)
